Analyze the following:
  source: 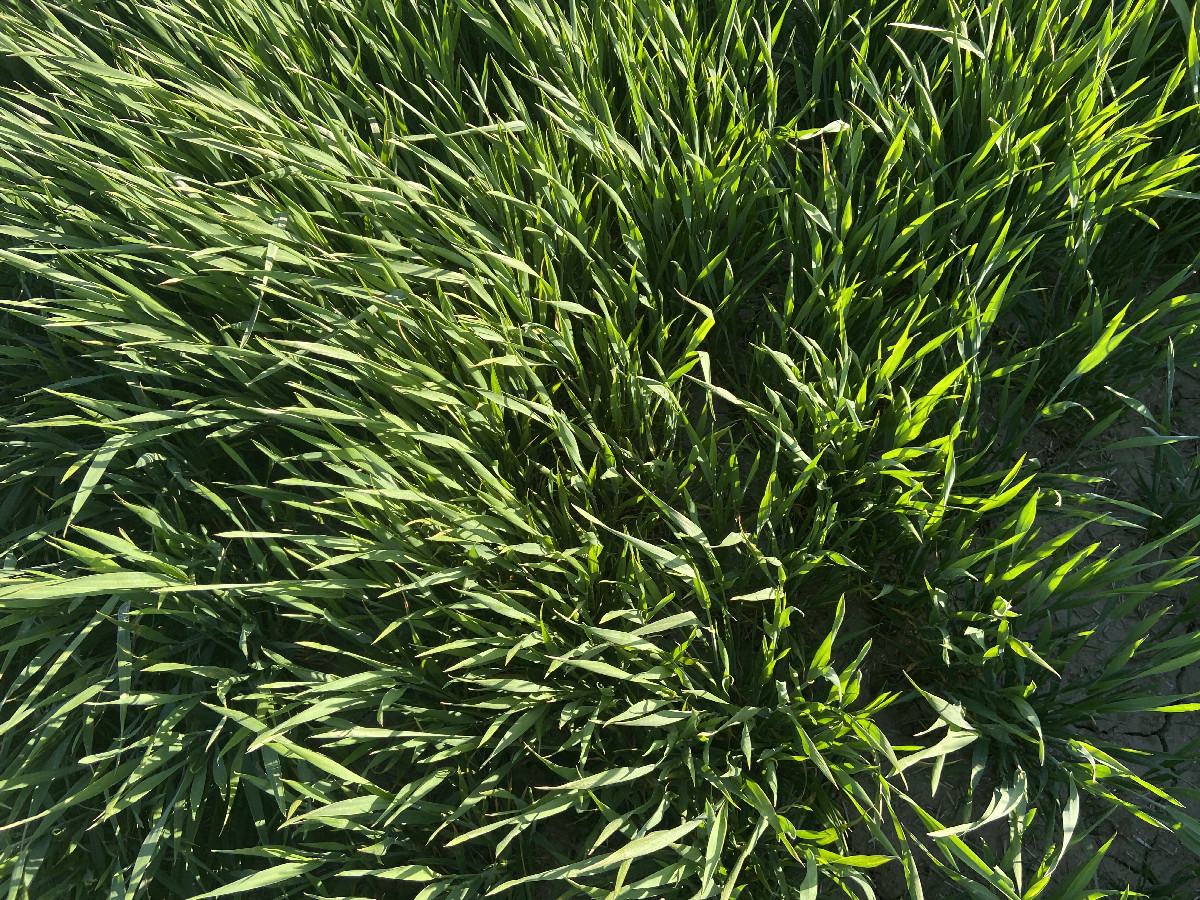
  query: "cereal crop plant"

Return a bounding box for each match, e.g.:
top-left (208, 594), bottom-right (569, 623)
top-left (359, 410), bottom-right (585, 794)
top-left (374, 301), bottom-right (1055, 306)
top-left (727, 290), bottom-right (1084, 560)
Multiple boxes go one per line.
top-left (2, 0), bottom-right (1200, 897)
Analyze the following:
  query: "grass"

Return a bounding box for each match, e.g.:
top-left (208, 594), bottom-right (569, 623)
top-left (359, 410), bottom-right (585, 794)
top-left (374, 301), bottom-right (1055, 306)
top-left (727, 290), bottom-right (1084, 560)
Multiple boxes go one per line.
top-left (1, 0), bottom-right (1200, 896)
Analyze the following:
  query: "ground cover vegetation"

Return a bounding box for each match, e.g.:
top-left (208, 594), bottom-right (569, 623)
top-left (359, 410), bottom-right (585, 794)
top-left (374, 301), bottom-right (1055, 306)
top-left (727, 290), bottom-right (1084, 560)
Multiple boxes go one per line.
top-left (1, 0), bottom-right (1200, 896)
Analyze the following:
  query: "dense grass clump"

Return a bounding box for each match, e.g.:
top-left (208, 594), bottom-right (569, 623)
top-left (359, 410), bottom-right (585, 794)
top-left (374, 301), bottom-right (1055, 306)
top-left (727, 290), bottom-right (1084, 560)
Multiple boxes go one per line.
top-left (2, 0), bottom-right (1200, 896)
